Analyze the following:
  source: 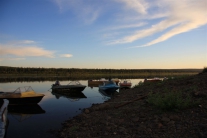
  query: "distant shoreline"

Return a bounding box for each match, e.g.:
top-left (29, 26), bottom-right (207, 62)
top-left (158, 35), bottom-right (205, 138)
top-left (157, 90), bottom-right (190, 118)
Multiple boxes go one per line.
top-left (0, 66), bottom-right (202, 82)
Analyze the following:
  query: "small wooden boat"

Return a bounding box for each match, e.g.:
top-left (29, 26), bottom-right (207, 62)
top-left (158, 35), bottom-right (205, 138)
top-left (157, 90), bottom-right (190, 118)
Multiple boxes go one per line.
top-left (0, 99), bottom-right (9, 138)
top-left (99, 81), bottom-right (120, 92)
top-left (51, 81), bottom-right (86, 92)
top-left (88, 78), bottom-right (120, 85)
top-left (0, 86), bottom-right (44, 105)
top-left (119, 79), bottom-right (132, 88)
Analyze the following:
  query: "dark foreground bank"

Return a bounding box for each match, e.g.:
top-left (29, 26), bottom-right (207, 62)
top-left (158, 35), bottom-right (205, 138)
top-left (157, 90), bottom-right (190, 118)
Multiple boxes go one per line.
top-left (55, 72), bottom-right (207, 138)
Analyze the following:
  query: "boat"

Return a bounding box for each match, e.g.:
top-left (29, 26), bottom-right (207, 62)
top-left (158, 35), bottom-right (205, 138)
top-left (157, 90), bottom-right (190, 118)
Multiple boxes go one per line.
top-left (99, 81), bottom-right (120, 92)
top-left (51, 81), bottom-right (86, 92)
top-left (0, 86), bottom-right (45, 105)
top-left (144, 77), bottom-right (162, 83)
top-left (119, 79), bottom-right (132, 89)
top-left (0, 99), bottom-right (9, 138)
top-left (88, 78), bottom-right (120, 85)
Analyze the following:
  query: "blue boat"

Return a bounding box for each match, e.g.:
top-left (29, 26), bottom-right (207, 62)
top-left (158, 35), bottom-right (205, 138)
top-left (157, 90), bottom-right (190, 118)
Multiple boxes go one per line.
top-left (99, 81), bottom-right (120, 92)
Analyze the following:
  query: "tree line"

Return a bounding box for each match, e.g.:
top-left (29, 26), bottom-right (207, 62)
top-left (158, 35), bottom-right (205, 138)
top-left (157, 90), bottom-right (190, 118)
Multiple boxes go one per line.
top-left (0, 66), bottom-right (202, 76)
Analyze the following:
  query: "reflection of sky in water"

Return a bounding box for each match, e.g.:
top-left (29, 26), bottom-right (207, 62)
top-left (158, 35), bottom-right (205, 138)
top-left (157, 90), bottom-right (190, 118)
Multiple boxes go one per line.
top-left (1, 79), bottom-right (143, 138)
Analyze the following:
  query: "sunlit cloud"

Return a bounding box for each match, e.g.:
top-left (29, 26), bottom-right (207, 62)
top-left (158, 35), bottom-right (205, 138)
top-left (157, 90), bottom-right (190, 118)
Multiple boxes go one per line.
top-left (0, 40), bottom-right (55, 58)
top-left (111, 0), bottom-right (207, 47)
top-left (104, 22), bottom-right (147, 31)
top-left (60, 54), bottom-right (73, 58)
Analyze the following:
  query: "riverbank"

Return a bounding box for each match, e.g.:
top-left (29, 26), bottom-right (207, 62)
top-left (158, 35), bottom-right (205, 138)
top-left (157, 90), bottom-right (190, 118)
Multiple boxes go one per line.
top-left (56, 72), bottom-right (207, 138)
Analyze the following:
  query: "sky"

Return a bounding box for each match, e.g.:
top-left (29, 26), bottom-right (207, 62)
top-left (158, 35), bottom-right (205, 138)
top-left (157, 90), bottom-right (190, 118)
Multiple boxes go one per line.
top-left (0, 0), bottom-right (206, 69)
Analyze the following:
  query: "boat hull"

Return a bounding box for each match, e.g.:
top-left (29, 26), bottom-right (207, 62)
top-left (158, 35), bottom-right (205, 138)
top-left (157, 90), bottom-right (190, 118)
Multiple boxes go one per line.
top-left (0, 96), bottom-right (44, 105)
top-left (119, 84), bottom-right (132, 89)
top-left (99, 87), bottom-right (119, 92)
top-left (88, 79), bottom-right (119, 85)
top-left (51, 85), bottom-right (86, 92)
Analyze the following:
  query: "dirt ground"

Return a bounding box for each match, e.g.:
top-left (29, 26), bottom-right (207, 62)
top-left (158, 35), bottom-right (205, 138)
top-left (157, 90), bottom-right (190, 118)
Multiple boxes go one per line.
top-left (55, 72), bottom-right (207, 138)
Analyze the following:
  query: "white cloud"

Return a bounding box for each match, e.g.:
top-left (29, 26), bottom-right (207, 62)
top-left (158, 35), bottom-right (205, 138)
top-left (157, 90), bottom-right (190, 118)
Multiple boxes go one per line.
top-left (53, 0), bottom-right (207, 48)
top-left (60, 54), bottom-right (73, 58)
top-left (111, 0), bottom-right (207, 47)
top-left (0, 40), bottom-right (55, 58)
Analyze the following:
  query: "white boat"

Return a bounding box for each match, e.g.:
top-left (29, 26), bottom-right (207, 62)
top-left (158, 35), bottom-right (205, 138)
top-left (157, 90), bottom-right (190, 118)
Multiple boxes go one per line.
top-left (0, 99), bottom-right (9, 138)
top-left (51, 81), bottom-right (86, 92)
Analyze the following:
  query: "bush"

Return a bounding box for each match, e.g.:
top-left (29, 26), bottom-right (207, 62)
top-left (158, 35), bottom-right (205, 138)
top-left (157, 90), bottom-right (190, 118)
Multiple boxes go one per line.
top-left (133, 81), bottom-right (144, 88)
top-left (147, 91), bottom-right (194, 111)
top-left (202, 67), bottom-right (207, 73)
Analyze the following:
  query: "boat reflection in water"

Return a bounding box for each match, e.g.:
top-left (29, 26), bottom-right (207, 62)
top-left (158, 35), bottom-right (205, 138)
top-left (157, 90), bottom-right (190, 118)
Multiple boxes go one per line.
top-left (88, 84), bottom-right (99, 89)
top-left (51, 89), bottom-right (87, 101)
top-left (8, 104), bottom-right (46, 122)
top-left (98, 89), bottom-right (118, 99)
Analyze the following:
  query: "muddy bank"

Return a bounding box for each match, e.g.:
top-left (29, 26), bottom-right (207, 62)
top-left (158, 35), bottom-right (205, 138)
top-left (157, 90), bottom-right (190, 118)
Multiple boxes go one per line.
top-left (56, 72), bottom-right (207, 138)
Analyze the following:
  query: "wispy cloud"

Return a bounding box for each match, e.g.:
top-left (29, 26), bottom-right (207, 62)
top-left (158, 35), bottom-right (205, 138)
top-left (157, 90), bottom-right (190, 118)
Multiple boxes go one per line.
top-left (60, 54), bottom-right (73, 58)
top-left (111, 0), bottom-right (207, 47)
top-left (54, 0), bottom-right (101, 24)
top-left (116, 0), bottom-right (148, 15)
top-left (0, 58), bottom-right (25, 61)
top-left (0, 40), bottom-right (55, 58)
top-left (104, 22), bottom-right (147, 31)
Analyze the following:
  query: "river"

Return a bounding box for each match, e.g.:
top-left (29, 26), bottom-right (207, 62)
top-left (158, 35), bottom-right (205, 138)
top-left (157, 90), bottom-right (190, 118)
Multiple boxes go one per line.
top-left (0, 79), bottom-right (143, 138)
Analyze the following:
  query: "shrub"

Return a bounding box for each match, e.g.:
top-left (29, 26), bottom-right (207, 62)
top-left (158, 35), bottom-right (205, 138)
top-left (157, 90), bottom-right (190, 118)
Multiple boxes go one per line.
top-left (133, 81), bottom-right (144, 88)
top-left (202, 67), bottom-right (207, 73)
top-left (147, 91), bottom-right (195, 111)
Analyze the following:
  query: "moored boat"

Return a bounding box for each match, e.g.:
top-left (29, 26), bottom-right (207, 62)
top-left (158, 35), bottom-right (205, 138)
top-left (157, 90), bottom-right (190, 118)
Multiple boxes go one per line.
top-left (144, 77), bottom-right (162, 83)
top-left (88, 78), bottom-right (120, 85)
top-left (51, 81), bottom-right (86, 92)
top-left (99, 81), bottom-right (120, 92)
top-left (119, 79), bottom-right (132, 89)
top-left (0, 86), bottom-right (44, 105)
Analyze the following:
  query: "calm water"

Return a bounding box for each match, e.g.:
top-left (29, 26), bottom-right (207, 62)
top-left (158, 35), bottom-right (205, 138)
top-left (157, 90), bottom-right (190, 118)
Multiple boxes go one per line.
top-left (0, 79), bottom-right (143, 138)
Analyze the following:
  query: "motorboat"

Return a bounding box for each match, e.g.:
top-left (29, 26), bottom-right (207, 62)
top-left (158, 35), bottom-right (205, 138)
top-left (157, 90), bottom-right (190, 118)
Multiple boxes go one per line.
top-left (88, 78), bottom-right (120, 85)
top-left (51, 81), bottom-right (86, 92)
top-left (99, 81), bottom-right (120, 92)
top-left (119, 79), bottom-right (132, 89)
top-left (144, 77), bottom-right (162, 83)
top-left (0, 99), bottom-right (9, 138)
top-left (0, 86), bottom-right (45, 105)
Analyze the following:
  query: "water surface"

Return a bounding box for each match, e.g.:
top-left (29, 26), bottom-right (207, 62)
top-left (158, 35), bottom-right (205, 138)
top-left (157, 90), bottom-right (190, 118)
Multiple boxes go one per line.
top-left (0, 79), bottom-right (143, 138)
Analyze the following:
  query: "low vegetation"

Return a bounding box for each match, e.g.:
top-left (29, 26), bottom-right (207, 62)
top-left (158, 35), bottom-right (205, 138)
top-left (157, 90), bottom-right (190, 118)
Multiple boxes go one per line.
top-left (147, 90), bottom-right (196, 111)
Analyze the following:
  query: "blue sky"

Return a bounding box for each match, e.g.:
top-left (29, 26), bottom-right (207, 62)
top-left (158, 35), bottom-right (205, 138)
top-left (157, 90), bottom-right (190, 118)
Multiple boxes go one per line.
top-left (0, 0), bottom-right (206, 69)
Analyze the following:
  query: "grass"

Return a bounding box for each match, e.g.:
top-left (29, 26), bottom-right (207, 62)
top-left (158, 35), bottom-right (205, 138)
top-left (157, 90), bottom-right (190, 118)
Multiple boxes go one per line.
top-left (69, 126), bottom-right (79, 132)
top-left (147, 90), bottom-right (198, 111)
